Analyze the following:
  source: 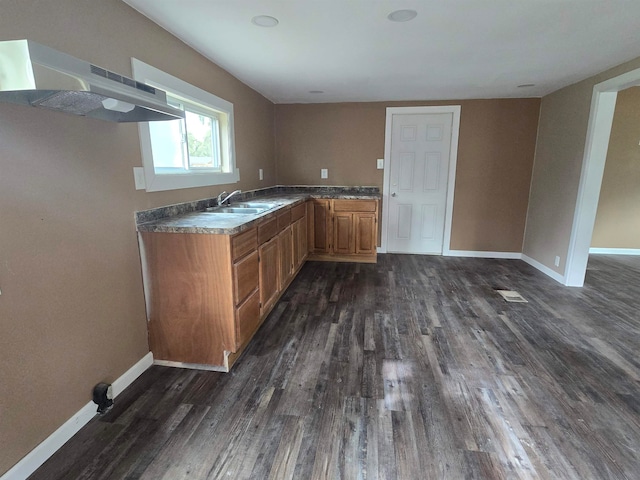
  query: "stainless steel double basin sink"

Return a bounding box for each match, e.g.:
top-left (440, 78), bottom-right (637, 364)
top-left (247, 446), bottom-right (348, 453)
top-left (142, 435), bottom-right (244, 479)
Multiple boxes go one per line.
top-left (203, 202), bottom-right (280, 215)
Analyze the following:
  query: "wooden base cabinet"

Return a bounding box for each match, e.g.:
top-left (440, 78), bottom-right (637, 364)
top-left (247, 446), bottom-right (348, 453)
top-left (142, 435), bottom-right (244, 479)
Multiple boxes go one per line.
top-left (139, 201), bottom-right (310, 372)
top-left (308, 198), bottom-right (379, 263)
top-left (140, 231), bottom-right (242, 370)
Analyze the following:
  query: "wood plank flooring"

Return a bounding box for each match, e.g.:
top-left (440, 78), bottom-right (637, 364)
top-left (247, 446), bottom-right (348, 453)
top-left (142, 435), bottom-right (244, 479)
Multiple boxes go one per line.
top-left (30, 254), bottom-right (640, 479)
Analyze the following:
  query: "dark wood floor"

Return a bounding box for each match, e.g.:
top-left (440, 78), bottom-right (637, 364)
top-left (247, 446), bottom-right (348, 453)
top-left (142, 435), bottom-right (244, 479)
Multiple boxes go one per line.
top-left (30, 254), bottom-right (640, 479)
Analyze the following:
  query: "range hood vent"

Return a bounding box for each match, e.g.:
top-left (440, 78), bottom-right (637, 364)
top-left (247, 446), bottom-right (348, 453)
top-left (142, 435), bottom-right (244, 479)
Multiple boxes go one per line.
top-left (0, 39), bottom-right (184, 122)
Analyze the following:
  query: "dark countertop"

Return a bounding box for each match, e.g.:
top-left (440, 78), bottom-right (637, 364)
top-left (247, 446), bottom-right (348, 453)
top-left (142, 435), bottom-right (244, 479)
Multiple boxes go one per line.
top-left (136, 186), bottom-right (380, 235)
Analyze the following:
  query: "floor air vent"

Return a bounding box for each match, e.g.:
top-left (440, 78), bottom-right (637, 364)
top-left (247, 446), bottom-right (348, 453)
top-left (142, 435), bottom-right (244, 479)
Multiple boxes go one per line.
top-left (496, 290), bottom-right (528, 303)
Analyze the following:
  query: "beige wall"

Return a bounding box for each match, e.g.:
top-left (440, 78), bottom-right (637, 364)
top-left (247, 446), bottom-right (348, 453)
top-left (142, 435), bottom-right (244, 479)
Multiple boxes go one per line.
top-left (0, 0), bottom-right (275, 474)
top-left (591, 87), bottom-right (640, 249)
top-left (523, 57), bottom-right (640, 274)
top-left (276, 99), bottom-right (540, 252)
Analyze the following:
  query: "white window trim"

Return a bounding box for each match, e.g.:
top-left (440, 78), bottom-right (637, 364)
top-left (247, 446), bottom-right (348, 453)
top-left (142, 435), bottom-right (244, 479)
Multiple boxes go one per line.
top-left (131, 58), bottom-right (239, 192)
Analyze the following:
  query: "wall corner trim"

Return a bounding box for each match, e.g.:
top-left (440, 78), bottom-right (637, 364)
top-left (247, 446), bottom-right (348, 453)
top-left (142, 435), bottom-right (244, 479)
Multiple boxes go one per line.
top-left (1, 352), bottom-right (153, 480)
top-left (521, 254), bottom-right (567, 285)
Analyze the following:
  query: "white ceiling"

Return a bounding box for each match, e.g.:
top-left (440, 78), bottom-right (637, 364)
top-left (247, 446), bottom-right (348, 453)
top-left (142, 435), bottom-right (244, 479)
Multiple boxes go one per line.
top-left (123, 0), bottom-right (640, 104)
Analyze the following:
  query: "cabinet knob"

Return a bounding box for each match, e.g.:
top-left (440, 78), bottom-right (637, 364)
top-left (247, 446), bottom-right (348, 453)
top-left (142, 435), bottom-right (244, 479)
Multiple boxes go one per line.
top-left (391, 192), bottom-right (397, 197)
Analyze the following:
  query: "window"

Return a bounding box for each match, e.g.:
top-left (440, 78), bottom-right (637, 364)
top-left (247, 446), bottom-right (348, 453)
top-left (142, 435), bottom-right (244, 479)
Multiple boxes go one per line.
top-left (131, 59), bottom-right (239, 192)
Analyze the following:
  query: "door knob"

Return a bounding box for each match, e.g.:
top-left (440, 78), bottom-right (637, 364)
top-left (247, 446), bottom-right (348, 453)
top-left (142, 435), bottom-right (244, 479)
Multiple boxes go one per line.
top-left (391, 192), bottom-right (397, 197)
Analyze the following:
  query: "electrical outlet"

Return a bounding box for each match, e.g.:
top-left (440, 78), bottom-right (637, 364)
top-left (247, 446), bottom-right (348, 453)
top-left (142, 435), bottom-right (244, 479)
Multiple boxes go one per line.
top-left (377, 158), bottom-right (384, 169)
top-left (554, 256), bottom-right (560, 267)
top-left (259, 168), bottom-right (264, 181)
top-left (133, 167), bottom-right (146, 190)
top-left (321, 168), bottom-right (328, 179)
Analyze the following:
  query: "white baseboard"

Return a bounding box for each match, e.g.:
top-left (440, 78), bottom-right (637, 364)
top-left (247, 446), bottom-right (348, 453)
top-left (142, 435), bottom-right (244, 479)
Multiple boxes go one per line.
top-left (377, 248), bottom-right (522, 259)
top-left (521, 254), bottom-right (566, 285)
top-left (111, 352), bottom-right (154, 397)
top-left (1, 352), bottom-right (153, 480)
top-left (444, 250), bottom-right (523, 259)
top-left (589, 247), bottom-right (640, 255)
top-left (153, 358), bottom-right (227, 372)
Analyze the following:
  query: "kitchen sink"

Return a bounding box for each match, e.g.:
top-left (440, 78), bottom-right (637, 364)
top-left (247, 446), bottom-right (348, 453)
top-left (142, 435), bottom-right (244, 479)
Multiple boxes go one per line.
top-left (233, 202), bottom-right (280, 209)
top-left (205, 207), bottom-right (265, 214)
top-left (204, 202), bottom-right (280, 215)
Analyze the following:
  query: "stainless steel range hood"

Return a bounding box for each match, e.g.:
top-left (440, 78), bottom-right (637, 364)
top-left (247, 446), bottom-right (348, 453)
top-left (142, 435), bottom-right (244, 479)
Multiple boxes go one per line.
top-left (0, 39), bottom-right (184, 122)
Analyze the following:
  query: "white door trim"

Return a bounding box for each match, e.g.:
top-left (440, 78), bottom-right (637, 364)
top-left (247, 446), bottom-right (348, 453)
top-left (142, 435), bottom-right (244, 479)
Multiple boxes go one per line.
top-left (564, 68), bottom-right (640, 286)
top-left (380, 105), bottom-right (461, 254)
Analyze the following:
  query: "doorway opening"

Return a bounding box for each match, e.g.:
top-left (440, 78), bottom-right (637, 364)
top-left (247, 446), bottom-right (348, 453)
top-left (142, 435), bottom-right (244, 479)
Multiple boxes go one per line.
top-left (565, 68), bottom-right (640, 286)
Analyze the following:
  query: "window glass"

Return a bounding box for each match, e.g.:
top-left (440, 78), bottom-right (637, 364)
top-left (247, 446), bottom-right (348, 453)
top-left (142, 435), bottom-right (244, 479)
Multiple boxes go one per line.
top-left (132, 58), bottom-right (239, 192)
top-left (185, 110), bottom-right (220, 170)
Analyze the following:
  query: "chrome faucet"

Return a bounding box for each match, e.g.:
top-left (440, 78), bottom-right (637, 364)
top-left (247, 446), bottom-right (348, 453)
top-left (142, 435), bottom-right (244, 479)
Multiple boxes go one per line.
top-left (217, 189), bottom-right (241, 206)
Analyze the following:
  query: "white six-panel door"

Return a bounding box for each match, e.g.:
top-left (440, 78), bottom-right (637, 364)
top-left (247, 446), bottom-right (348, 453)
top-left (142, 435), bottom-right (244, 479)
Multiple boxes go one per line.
top-left (386, 111), bottom-right (455, 254)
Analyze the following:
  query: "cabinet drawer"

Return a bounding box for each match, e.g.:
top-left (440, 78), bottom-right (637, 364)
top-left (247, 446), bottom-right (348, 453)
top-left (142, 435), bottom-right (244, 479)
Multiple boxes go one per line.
top-left (291, 203), bottom-right (306, 222)
top-left (277, 208), bottom-right (292, 230)
top-left (333, 199), bottom-right (377, 212)
top-left (231, 228), bottom-right (257, 261)
top-left (258, 217), bottom-right (278, 244)
top-left (233, 250), bottom-right (259, 305)
top-left (235, 289), bottom-right (260, 349)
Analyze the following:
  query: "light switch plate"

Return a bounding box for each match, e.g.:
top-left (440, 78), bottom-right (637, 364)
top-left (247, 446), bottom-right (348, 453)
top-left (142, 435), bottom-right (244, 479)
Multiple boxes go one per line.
top-left (377, 158), bottom-right (384, 169)
top-left (321, 168), bottom-right (328, 179)
top-left (259, 168), bottom-right (264, 180)
top-left (133, 167), bottom-right (146, 190)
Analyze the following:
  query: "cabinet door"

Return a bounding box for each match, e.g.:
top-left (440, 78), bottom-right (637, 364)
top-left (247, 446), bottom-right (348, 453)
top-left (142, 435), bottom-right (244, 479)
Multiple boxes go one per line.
top-left (278, 225), bottom-right (293, 290)
top-left (301, 215), bottom-right (308, 262)
top-left (292, 219), bottom-right (300, 271)
top-left (291, 217), bottom-right (307, 271)
top-left (306, 201), bottom-right (313, 256)
top-left (355, 213), bottom-right (377, 254)
top-left (312, 199), bottom-right (331, 253)
top-left (333, 212), bottom-right (354, 254)
top-left (259, 237), bottom-right (279, 314)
